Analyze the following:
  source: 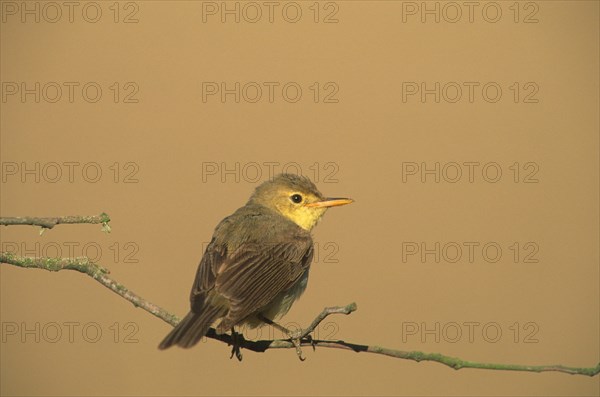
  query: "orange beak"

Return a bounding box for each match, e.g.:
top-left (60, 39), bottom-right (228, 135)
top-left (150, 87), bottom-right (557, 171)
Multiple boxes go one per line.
top-left (306, 198), bottom-right (354, 208)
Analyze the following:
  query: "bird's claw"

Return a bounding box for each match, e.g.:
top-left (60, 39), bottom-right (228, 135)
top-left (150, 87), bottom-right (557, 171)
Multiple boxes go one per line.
top-left (289, 328), bottom-right (309, 361)
top-left (290, 337), bottom-right (305, 361)
top-left (230, 345), bottom-right (243, 361)
top-left (305, 334), bottom-right (317, 351)
top-left (229, 329), bottom-right (243, 361)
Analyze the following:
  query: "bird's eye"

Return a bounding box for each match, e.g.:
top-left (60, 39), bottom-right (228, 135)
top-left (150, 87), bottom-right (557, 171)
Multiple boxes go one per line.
top-left (290, 194), bottom-right (303, 204)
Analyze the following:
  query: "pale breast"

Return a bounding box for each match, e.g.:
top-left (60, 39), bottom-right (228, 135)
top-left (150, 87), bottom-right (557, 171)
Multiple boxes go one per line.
top-left (243, 269), bottom-right (310, 329)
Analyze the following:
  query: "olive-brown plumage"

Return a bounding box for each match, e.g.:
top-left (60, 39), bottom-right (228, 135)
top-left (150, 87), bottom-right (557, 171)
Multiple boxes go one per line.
top-left (159, 173), bottom-right (352, 349)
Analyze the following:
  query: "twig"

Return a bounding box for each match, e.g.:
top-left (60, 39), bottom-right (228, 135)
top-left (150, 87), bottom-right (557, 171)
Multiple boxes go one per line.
top-left (299, 303), bottom-right (357, 338)
top-left (0, 213), bottom-right (111, 231)
top-left (1, 252), bottom-right (598, 377)
top-left (0, 253), bottom-right (179, 327)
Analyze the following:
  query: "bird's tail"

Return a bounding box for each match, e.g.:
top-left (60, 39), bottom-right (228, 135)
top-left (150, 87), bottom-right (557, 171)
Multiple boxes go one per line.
top-left (158, 305), bottom-right (227, 349)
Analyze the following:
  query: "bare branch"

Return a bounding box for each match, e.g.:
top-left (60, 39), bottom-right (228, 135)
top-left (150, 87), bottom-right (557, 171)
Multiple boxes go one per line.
top-left (0, 252), bottom-right (179, 327)
top-left (1, 252), bottom-right (598, 376)
top-left (299, 303), bottom-right (357, 338)
top-left (0, 213), bottom-right (111, 231)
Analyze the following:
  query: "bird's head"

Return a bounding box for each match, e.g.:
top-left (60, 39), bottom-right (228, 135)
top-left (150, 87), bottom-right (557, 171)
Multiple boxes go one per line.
top-left (248, 173), bottom-right (353, 231)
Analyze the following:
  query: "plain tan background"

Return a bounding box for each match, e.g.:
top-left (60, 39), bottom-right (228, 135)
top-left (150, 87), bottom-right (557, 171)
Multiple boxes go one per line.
top-left (1, 1), bottom-right (598, 396)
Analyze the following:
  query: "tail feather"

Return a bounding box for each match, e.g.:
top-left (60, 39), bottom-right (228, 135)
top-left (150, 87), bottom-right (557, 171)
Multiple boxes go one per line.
top-left (159, 305), bottom-right (226, 349)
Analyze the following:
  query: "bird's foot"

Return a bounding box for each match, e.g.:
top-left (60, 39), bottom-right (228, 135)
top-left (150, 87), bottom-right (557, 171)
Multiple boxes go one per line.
top-left (293, 328), bottom-right (317, 351)
top-left (229, 344), bottom-right (243, 361)
top-left (289, 328), bottom-right (315, 360)
top-left (229, 328), bottom-right (243, 361)
top-left (306, 334), bottom-right (317, 351)
top-left (257, 314), bottom-right (308, 361)
top-left (289, 334), bottom-right (305, 361)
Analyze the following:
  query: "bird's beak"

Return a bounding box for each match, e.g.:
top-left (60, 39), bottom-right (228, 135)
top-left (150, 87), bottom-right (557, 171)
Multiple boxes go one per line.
top-left (306, 198), bottom-right (354, 208)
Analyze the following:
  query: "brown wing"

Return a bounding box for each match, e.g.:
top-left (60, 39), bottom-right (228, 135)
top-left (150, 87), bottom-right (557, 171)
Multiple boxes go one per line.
top-left (215, 238), bottom-right (313, 326)
top-left (188, 238), bottom-right (227, 312)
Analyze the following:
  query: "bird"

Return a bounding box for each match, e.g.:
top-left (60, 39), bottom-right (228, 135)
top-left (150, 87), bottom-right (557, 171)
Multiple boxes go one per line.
top-left (158, 173), bottom-right (352, 358)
